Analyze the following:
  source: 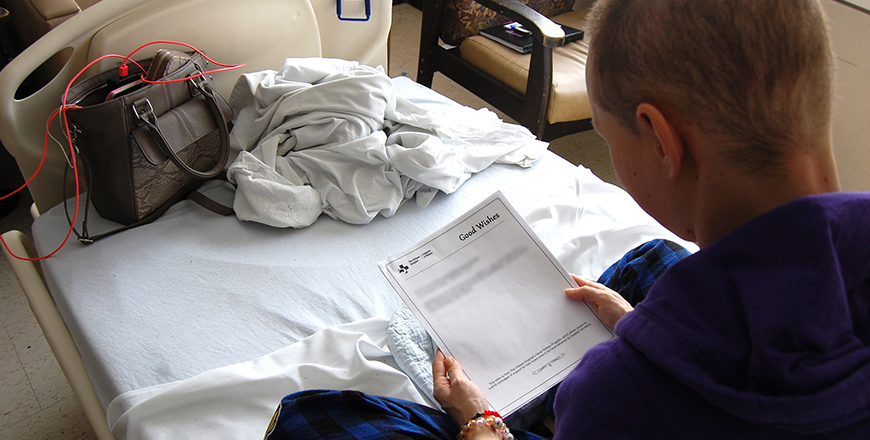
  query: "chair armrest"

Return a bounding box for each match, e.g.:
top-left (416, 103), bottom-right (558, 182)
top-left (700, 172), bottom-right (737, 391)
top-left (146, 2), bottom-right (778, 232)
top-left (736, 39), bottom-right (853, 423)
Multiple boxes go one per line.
top-left (473, 0), bottom-right (571, 134)
top-left (473, 0), bottom-right (566, 47)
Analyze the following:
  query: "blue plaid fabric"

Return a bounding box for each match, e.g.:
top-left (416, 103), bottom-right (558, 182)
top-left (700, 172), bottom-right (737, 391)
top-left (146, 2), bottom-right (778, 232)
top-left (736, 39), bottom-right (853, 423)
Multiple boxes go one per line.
top-left (265, 240), bottom-right (691, 439)
top-left (264, 389), bottom-right (548, 440)
top-left (597, 239), bottom-right (692, 306)
top-left (264, 389), bottom-right (457, 440)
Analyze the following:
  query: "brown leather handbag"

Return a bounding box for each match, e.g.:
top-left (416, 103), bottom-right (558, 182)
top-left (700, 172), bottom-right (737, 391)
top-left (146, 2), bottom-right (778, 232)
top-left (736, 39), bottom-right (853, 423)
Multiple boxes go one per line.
top-left (63, 50), bottom-right (233, 242)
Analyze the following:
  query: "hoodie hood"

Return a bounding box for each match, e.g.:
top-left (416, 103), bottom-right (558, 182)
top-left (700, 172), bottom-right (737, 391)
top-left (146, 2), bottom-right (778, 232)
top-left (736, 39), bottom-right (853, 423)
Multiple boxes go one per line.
top-left (616, 192), bottom-right (870, 434)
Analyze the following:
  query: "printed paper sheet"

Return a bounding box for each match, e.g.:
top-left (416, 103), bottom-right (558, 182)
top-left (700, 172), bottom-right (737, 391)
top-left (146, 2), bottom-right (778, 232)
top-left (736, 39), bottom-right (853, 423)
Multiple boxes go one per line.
top-left (379, 191), bottom-right (615, 415)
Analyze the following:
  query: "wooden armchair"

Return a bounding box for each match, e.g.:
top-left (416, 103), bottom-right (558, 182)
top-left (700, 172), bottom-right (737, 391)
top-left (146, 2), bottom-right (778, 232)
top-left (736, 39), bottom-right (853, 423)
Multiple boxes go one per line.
top-left (417, 0), bottom-right (593, 141)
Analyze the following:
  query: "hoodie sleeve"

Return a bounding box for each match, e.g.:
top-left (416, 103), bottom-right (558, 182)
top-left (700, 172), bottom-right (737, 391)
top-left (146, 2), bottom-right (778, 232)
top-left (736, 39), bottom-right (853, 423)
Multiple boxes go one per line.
top-left (552, 340), bottom-right (673, 440)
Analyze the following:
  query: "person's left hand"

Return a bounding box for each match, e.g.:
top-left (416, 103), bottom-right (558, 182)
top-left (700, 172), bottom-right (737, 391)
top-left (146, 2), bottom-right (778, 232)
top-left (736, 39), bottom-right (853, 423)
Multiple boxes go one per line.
top-left (565, 274), bottom-right (633, 329)
top-left (432, 349), bottom-right (490, 427)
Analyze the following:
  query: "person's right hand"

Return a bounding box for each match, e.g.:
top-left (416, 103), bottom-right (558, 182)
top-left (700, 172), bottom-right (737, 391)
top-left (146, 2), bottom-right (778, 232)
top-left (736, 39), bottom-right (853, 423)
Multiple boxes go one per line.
top-left (432, 349), bottom-right (490, 428)
top-left (565, 274), bottom-right (633, 329)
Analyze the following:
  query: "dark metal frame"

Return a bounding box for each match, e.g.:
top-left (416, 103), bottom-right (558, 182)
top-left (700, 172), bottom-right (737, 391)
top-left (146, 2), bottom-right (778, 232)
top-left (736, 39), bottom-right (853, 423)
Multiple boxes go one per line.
top-left (417, 0), bottom-right (593, 141)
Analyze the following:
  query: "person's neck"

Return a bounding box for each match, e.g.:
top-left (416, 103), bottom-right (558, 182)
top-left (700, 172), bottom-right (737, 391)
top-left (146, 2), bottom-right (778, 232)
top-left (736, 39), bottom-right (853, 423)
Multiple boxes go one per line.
top-left (692, 144), bottom-right (840, 248)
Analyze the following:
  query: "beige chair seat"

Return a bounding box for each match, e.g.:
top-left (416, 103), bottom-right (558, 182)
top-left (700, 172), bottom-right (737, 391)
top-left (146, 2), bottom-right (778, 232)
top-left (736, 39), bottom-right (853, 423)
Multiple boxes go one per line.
top-left (460, 8), bottom-right (591, 124)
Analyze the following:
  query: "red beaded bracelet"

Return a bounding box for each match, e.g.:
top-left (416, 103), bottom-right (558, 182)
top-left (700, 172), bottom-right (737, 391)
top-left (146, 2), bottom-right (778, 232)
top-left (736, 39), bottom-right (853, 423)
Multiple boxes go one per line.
top-left (457, 411), bottom-right (513, 440)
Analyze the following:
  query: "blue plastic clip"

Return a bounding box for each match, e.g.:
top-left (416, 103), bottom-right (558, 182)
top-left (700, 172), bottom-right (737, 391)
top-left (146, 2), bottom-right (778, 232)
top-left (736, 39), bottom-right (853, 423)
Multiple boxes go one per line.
top-left (337, 0), bottom-right (371, 21)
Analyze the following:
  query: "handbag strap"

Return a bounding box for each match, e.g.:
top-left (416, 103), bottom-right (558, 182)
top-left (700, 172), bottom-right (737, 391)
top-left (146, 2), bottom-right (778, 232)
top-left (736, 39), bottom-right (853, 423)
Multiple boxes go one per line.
top-left (188, 189), bottom-right (234, 216)
top-left (132, 75), bottom-right (230, 180)
top-left (63, 153), bottom-right (234, 243)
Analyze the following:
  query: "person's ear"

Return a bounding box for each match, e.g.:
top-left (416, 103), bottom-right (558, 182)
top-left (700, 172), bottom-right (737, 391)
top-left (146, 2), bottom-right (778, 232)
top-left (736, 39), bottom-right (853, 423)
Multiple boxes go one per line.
top-left (636, 103), bottom-right (685, 180)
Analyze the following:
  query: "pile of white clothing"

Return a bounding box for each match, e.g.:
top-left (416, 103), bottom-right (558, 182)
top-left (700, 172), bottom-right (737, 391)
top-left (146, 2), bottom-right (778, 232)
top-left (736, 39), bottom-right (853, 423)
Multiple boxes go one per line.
top-left (225, 58), bottom-right (548, 228)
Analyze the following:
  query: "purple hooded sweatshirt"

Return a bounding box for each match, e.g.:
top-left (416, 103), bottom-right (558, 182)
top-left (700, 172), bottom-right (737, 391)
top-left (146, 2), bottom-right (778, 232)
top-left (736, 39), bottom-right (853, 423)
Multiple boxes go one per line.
top-left (553, 192), bottom-right (870, 439)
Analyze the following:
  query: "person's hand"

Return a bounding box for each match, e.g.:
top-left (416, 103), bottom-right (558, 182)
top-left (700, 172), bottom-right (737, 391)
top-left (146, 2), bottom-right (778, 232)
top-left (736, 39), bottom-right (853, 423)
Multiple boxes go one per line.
top-left (565, 274), bottom-right (633, 329)
top-left (432, 349), bottom-right (490, 427)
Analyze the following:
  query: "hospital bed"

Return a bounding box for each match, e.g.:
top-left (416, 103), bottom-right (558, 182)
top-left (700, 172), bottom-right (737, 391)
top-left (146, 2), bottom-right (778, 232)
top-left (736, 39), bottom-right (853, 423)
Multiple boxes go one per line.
top-left (0, 1), bottom-right (695, 439)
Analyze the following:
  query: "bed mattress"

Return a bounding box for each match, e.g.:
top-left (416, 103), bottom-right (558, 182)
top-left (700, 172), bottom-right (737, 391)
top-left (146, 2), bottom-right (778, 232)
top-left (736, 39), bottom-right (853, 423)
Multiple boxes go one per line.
top-left (32, 77), bottom-right (694, 410)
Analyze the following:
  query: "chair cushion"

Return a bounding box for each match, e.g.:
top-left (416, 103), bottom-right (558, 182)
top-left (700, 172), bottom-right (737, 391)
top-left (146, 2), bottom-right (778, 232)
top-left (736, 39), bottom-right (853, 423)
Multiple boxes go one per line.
top-left (440, 0), bottom-right (576, 47)
top-left (459, 9), bottom-right (592, 124)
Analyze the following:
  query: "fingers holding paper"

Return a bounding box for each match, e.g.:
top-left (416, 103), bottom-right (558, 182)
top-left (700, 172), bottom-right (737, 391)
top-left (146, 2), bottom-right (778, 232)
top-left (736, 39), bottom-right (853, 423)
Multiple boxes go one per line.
top-left (432, 349), bottom-right (491, 427)
top-left (565, 274), bottom-right (633, 329)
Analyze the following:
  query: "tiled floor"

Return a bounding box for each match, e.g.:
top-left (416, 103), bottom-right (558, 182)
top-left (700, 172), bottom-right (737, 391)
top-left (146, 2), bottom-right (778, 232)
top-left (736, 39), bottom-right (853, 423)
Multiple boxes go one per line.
top-left (1, 190), bottom-right (96, 438)
top-left (0, 3), bottom-right (615, 438)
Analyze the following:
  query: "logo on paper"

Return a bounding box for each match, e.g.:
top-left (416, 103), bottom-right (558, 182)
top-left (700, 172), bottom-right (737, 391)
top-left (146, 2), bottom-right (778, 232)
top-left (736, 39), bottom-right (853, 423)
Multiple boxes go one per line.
top-left (398, 264), bottom-right (410, 274)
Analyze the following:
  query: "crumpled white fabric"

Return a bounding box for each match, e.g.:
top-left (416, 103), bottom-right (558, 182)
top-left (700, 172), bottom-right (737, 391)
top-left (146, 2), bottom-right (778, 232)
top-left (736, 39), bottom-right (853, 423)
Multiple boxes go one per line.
top-left (226, 58), bottom-right (547, 228)
top-left (225, 152), bottom-right (322, 228)
top-left (106, 317), bottom-right (428, 440)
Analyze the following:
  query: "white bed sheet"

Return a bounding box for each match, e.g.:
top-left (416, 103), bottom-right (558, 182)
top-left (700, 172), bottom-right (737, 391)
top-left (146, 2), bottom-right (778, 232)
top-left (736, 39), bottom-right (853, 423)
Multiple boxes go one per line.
top-left (31, 77), bottom-right (696, 434)
top-left (106, 316), bottom-right (424, 440)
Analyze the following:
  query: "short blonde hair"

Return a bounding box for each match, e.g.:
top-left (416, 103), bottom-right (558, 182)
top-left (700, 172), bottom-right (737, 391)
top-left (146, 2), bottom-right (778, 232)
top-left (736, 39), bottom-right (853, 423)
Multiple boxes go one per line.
top-left (585, 0), bottom-right (834, 170)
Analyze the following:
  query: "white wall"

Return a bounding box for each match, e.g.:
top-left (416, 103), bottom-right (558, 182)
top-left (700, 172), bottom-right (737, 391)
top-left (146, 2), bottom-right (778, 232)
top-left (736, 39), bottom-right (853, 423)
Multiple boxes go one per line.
top-left (823, 0), bottom-right (870, 191)
top-left (839, 0), bottom-right (870, 12)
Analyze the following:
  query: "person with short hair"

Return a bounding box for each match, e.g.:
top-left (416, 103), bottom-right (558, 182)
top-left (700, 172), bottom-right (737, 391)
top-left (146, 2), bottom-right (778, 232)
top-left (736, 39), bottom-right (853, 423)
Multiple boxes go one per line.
top-left (265, 0), bottom-right (870, 438)
top-left (434, 0), bottom-right (870, 438)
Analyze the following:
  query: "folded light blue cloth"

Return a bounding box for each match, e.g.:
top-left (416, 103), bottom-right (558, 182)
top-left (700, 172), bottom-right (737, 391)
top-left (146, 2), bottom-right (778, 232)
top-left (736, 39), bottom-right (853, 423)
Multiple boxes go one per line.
top-left (387, 304), bottom-right (437, 406)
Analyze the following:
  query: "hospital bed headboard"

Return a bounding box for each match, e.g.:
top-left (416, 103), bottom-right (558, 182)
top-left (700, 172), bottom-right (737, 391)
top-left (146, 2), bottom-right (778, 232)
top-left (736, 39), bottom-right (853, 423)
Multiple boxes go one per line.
top-left (0, 0), bottom-right (392, 213)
